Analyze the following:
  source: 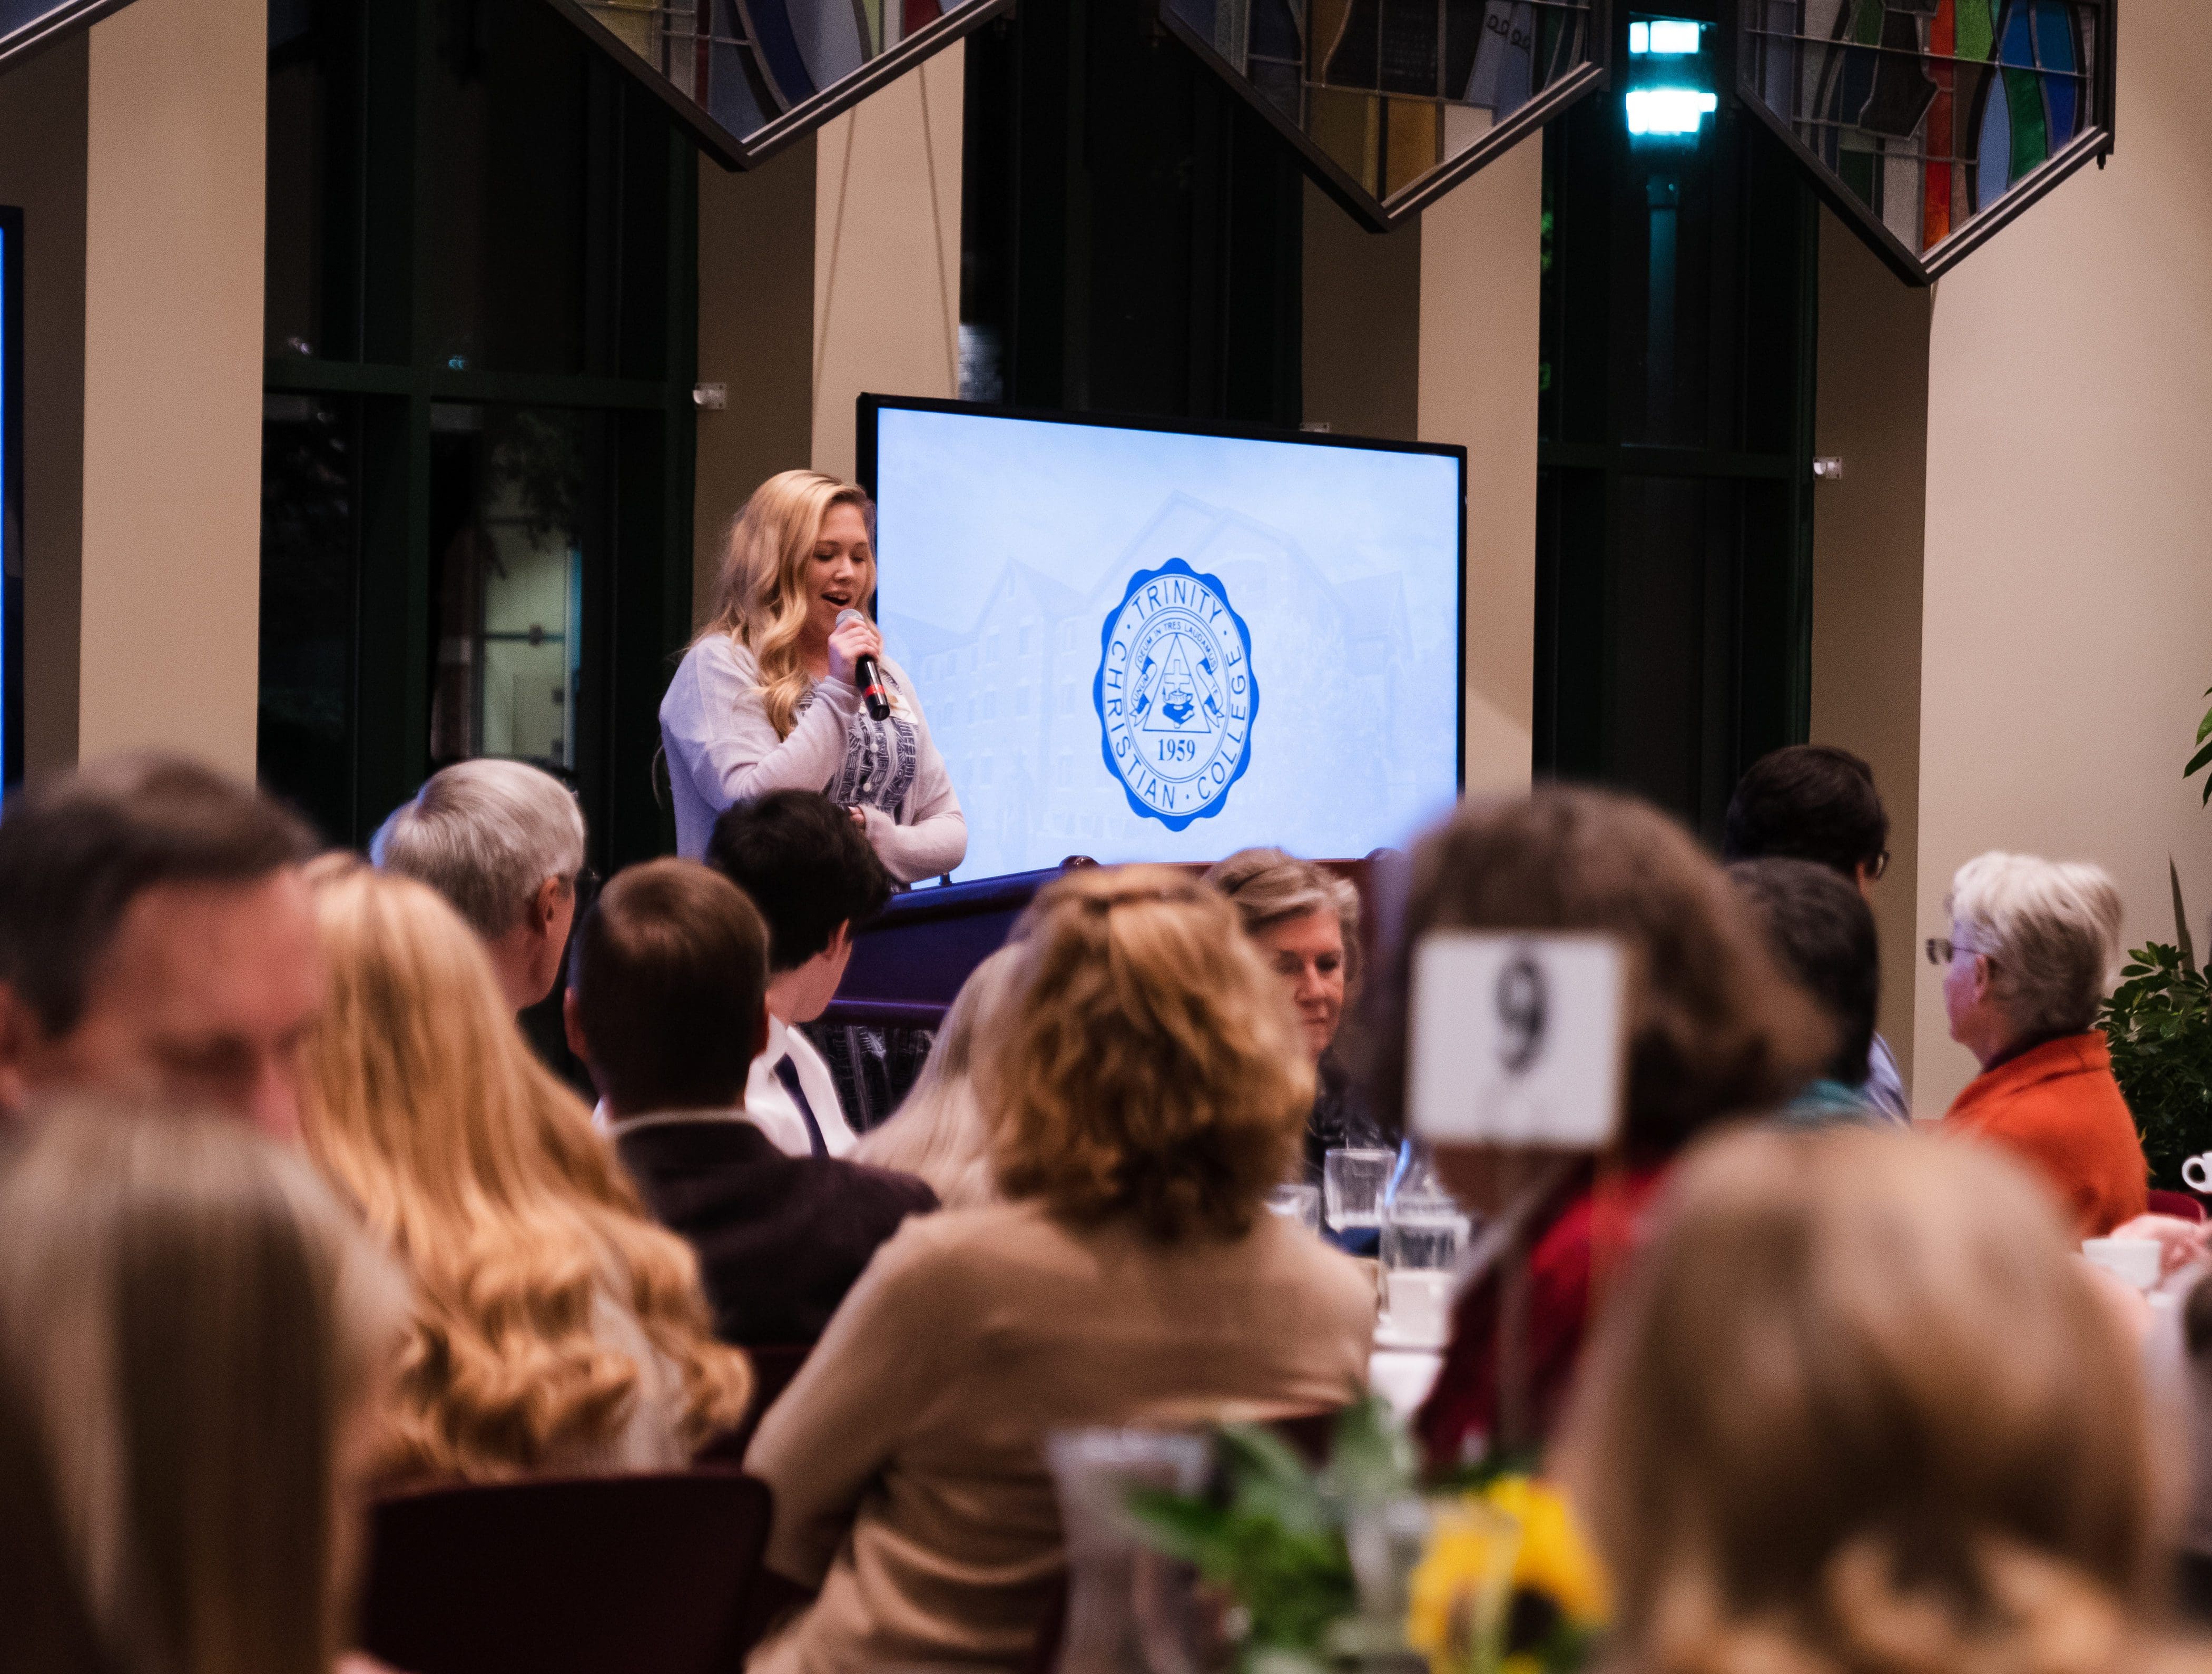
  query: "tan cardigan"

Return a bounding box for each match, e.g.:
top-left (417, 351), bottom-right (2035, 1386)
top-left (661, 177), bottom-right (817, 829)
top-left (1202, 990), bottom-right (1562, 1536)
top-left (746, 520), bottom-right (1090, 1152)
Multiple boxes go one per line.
top-left (743, 1198), bottom-right (1378, 1673)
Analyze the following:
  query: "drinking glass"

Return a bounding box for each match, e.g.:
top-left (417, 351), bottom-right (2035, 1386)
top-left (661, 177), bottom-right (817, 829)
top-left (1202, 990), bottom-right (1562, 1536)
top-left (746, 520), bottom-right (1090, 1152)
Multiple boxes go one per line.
top-left (1323, 1147), bottom-right (1394, 1232)
top-left (1265, 1181), bottom-right (1322, 1230)
top-left (1379, 1141), bottom-right (1470, 1347)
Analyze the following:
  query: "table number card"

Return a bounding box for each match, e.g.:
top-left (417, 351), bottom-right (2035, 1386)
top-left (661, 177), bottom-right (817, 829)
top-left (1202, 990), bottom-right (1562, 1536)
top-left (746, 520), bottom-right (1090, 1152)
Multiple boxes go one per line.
top-left (1408, 932), bottom-right (1628, 1149)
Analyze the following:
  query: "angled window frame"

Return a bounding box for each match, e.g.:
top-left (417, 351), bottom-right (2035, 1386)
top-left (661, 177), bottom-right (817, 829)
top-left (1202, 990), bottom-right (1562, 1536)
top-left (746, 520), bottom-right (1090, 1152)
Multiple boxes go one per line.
top-left (1733, 0), bottom-right (2117, 287)
top-left (539, 0), bottom-right (1015, 170)
top-left (1155, 0), bottom-right (1617, 231)
top-left (0, 0), bottom-right (140, 71)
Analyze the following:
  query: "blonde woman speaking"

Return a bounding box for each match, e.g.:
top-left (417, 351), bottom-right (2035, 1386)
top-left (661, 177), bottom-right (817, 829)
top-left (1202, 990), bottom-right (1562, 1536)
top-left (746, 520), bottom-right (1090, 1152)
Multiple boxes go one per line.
top-left (662, 470), bottom-right (965, 883)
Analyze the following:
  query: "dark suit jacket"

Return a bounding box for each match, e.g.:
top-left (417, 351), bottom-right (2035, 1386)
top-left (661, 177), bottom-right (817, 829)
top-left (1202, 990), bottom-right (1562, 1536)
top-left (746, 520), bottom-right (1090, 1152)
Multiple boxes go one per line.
top-left (615, 1116), bottom-right (939, 1347)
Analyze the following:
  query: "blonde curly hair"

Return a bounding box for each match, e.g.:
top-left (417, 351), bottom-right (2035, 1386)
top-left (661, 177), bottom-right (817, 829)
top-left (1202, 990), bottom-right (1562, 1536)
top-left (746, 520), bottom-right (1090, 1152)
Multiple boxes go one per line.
top-left (699, 468), bottom-right (877, 740)
top-left (988, 864), bottom-right (1311, 1241)
top-left (298, 856), bottom-right (751, 1484)
top-left (1564, 1124), bottom-right (2200, 1674)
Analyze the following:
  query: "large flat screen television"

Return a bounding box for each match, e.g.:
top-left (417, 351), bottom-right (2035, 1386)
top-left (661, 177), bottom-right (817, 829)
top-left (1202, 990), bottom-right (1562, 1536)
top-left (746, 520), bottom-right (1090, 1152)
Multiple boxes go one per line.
top-left (2, 205), bottom-right (19, 792)
top-left (860, 397), bottom-right (1465, 882)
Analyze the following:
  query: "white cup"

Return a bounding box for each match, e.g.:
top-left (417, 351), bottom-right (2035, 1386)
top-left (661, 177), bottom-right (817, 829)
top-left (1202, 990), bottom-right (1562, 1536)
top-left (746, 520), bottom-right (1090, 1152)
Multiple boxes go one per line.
top-left (2082, 1237), bottom-right (2162, 1292)
top-left (2184, 1154), bottom-right (2212, 1194)
top-left (1381, 1268), bottom-right (1454, 1348)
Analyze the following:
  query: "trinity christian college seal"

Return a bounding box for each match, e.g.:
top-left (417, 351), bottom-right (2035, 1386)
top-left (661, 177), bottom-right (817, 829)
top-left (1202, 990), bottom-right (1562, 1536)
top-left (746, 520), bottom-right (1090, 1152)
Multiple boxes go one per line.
top-left (1092, 558), bottom-right (1259, 831)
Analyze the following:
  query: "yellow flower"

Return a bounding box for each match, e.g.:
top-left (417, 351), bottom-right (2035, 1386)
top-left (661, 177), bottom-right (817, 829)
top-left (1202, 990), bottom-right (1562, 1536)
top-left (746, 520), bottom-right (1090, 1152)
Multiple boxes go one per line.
top-left (1405, 1498), bottom-right (1519, 1674)
top-left (1479, 1476), bottom-right (1610, 1628)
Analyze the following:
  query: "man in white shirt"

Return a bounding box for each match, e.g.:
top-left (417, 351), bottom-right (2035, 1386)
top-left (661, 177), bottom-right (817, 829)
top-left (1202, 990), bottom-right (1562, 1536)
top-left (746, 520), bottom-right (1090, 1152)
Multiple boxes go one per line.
top-left (706, 790), bottom-right (893, 1159)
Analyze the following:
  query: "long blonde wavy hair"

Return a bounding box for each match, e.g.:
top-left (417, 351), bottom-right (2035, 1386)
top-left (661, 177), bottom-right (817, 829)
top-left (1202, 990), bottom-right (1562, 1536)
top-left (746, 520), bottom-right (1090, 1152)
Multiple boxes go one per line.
top-left (298, 856), bottom-right (752, 1484)
top-left (699, 468), bottom-right (877, 740)
top-left (1563, 1124), bottom-right (2205, 1674)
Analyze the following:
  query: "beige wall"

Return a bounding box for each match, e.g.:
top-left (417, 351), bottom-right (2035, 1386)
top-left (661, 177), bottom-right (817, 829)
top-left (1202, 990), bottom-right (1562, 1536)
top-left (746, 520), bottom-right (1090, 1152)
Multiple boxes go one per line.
top-left (1302, 181), bottom-right (1420, 442)
top-left (1911, 0), bottom-right (2212, 1112)
top-left (810, 46), bottom-right (964, 482)
top-left (1419, 141), bottom-right (1542, 794)
top-left (76, 0), bottom-right (266, 775)
top-left (694, 137), bottom-right (818, 625)
top-left (0, 32), bottom-right (88, 777)
top-left (1810, 208), bottom-right (1932, 1089)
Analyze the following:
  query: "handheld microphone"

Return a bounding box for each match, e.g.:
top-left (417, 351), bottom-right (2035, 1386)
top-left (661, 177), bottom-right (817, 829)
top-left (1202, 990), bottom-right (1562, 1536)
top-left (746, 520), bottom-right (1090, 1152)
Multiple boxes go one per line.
top-left (835, 607), bottom-right (893, 722)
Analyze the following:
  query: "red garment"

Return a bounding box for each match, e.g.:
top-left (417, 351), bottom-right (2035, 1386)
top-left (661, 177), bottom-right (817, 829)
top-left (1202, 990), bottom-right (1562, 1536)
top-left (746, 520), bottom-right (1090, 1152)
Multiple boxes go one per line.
top-left (1942, 1032), bottom-right (2148, 1237)
top-left (1415, 1164), bottom-right (1667, 1468)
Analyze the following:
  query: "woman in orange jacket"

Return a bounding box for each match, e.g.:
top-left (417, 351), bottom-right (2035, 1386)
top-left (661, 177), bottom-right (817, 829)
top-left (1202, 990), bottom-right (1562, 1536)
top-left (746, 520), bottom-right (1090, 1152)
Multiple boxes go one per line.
top-left (1935, 851), bottom-right (2148, 1236)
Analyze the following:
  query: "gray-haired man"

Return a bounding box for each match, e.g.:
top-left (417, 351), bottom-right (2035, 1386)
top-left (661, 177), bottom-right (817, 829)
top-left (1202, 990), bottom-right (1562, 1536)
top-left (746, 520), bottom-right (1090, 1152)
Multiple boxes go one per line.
top-left (373, 760), bottom-right (586, 1011)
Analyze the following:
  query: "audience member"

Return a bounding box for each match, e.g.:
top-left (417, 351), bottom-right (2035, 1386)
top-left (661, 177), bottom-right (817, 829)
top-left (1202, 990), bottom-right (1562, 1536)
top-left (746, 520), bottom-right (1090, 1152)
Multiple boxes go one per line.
top-left (1205, 846), bottom-right (1392, 1174)
top-left (1731, 857), bottom-right (1883, 1126)
top-left (704, 789), bottom-right (891, 1158)
top-left (567, 859), bottom-right (936, 1347)
top-left (371, 759), bottom-right (586, 1012)
top-left (0, 1101), bottom-right (406, 1674)
top-left (1723, 743), bottom-right (1909, 1120)
top-left (1937, 850), bottom-right (2148, 1235)
top-left (297, 856), bottom-right (752, 1482)
top-left (1355, 786), bottom-right (1825, 1462)
top-left (744, 864), bottom-right (1375, 1673)
top-left (1565, 1124), bottom-right (2203, 1674)
top-left (0, 753), bottom-right (320, 1135)
top-left (850, 944), bottom-right (1023, 1210)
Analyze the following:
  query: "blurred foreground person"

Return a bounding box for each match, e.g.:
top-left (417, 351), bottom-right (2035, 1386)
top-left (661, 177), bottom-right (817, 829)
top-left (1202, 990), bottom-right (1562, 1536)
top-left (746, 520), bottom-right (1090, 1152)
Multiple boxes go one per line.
top-left (0, 1102), bottom-right (405, 1674)
top-left (1566, 1124), bottom-right (2205, 1674)
top-left (1730, 858), bottom-right (1885, 1127)
top-left (1205, 846), bottom-right (1391, 1172)
top-left (372, 759), bottom-right (587, 1012)
top-left (568, 860), bottom-right (935, 1346)
top-left (1723, 743), bottom-right (1908, 1119)
top-left (1936, 851), bottom-right (2147, 1235)
top-left (745, 865), bottom-right (1374, 1673)
top-left (299, 858), bottom-right (751, 1482)
top-left (0, 753), bottom-right (320, 1134)
top-left (1356, 786), bottom-right (1825, 1462)
top-left (849, 944), bottom-right (1024, 1209)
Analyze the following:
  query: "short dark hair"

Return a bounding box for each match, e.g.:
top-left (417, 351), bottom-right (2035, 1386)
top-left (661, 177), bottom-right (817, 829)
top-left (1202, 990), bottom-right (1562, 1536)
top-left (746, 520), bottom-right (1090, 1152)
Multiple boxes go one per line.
top-left (704, 791), bottom-right (892, 973)
top-left (1721, 745), bottom-right (1889, 879)
top-left (1729, 858), bottom-right (1879, 1086)
top-left (571, 859), bottom-right (769, 1115)
top-left (0, 754), bottom-right (317, 1035)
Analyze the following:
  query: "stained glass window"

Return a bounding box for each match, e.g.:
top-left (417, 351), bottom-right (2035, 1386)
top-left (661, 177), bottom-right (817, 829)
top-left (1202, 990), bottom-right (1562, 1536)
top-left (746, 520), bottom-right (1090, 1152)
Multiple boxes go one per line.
top-left (548, 0), bottom-right (1007, 167)
top-left (1738, 0), bottom-right (2115, 282)
top-left (1157, 0), bottom-right (1609, 229)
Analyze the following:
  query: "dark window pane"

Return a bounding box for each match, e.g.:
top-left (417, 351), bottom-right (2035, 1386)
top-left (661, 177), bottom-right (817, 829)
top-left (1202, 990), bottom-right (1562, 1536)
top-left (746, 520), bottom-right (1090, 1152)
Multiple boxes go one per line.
top-left (266, 0), bottom-right (365, 362)
top-left (426, 404), bottom-right (604, 778)
top-left (426, 0), bottom-right (598, 377)
top-left (258, 393), bottom-right (360, 843)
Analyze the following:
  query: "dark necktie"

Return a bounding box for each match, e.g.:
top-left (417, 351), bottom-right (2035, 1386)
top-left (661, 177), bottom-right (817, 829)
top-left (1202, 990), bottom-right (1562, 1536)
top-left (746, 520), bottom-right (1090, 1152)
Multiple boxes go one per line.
top-left (773, 1054), bottom-right (829, 1158)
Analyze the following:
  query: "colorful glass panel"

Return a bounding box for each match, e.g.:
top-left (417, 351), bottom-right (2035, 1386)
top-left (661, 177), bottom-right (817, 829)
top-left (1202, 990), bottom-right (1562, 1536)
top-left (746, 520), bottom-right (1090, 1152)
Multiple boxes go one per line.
top-left (554, 0), bottom-right (1007, 167)
top-left (1738, 0), bottom-right (2113, 282)
top-left (1159, 0), bottom-right (1606, 228)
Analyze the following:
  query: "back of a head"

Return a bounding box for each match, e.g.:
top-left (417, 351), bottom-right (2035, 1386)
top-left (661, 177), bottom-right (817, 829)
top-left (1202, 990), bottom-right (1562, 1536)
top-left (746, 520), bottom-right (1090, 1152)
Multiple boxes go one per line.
top-left (705, 789), bottom-right (892, 972)
top-left (573, 859), bottom-right (769, 1116)
top-left (1722, 744), bottom-right (1889, 878)
top-left (371, 759), bottom-right (585, 941)
top-left (1359, 786), bottom-right (1825, 1160)
top-left (852, 943), bottom-right (1026, 1205)
top-left (298, 857), bottom-right (752, 1479)
top-left (0, 1100), bottom-right (400, 1674)
top-left (1203, 846), bottom-right (1363, 981)
top-left (1565, 1125), bottom-right (2167, 1674)
top-left (1949, 851), bottom-right (2124, 1040)
top-left (1731, 856), bottom-right (1876, 1085)
top-left (989, 864), bottom-right (1310, 1241)
top-left (0, 753), bottom-right (316, 1037)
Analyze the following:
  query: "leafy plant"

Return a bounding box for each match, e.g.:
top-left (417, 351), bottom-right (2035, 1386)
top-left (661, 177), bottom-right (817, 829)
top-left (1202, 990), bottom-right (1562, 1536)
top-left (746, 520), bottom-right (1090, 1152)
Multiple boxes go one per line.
top-left (2102, 862), bottom-right (2212, 1190)
top-left (2189, 686), bottom-right (2212, 805)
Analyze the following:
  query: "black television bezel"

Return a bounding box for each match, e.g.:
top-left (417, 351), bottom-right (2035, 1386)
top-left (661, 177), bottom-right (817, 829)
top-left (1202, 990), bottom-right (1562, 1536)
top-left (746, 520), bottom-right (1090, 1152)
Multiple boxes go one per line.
top-left (854, 392), bottom-right (1472, 821)
top-left (2, 205), bottom-right (20, 792)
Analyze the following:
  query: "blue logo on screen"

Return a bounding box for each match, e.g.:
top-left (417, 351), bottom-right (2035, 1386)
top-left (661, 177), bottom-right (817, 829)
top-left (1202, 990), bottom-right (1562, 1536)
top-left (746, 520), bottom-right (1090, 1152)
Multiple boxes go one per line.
top-left (1093, 559), bottom-right (1259, 831)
